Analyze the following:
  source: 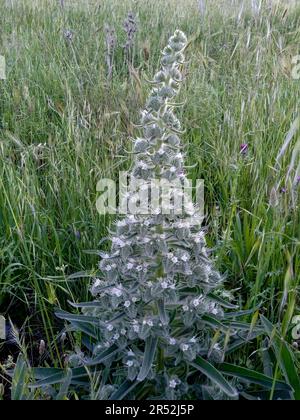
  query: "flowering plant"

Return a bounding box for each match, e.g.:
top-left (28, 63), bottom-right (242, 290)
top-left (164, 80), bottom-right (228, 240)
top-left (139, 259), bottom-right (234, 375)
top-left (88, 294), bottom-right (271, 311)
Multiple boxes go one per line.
top-left (30, 31), bottom-right (291, 401)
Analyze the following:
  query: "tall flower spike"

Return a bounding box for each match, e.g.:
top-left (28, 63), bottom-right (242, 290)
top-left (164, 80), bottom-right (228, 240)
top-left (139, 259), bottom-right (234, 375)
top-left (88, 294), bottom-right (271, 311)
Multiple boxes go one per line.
top-left (123, 11), bottom-right (138, 64)
top-left (104, 24), bottom-right (117, 80)
top-left (60, 31), bottom-right (249, 400)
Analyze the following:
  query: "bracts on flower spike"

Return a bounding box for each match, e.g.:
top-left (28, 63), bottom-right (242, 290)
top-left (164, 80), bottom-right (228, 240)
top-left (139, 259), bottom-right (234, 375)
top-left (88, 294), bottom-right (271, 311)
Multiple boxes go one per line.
top-left (56, 30), bottom-right (258, 401)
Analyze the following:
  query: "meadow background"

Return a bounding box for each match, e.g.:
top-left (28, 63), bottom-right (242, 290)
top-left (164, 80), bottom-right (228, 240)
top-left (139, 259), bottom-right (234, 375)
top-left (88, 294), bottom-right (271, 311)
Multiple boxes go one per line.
top-left (0, 0), bottom-right (299, 384)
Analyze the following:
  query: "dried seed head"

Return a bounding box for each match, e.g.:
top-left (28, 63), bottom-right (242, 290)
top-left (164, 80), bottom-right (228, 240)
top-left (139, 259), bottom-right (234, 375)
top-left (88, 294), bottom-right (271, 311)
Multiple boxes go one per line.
top-left (39, 340), bottom-right (46, 356)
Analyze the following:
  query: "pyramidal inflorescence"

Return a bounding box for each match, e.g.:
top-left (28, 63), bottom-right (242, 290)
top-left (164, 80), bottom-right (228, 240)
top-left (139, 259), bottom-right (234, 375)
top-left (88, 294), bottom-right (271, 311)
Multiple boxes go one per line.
top-left (62, 31), bottom-right (244, 400)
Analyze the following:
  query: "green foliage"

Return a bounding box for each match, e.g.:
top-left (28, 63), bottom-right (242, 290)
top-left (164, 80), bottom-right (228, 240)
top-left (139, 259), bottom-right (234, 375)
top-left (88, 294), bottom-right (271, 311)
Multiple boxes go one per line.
top-left (1, 0), bottom-right (300, 401)
top-left (32, 29), bottom-right (292, 401)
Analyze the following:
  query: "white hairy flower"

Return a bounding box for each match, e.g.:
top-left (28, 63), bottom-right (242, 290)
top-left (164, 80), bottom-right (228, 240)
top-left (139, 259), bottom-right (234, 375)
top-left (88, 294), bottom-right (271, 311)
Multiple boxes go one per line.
top-left (192, 298), bottom-right (201, 308)
top-left (138, 161), bottom-right (149, 170)
top-left (169, 379), bottom-right (178, 389)
top-left (133, 324), bottom-right (140, 333)
top-left (161, 280), bottom-right (169, 289)
top-left (140, 184), bottom-right (149, 191)
top-left (143, 319), bottom-right (154, 327)
top-left (111, 287), bottom-right (123, 297)
top-left (117, 220), bottom-right (127, 227)
top-left (112, 237), bottom-right (126, 248)
top-left (93, 278), bottom-right (101, 288)
top-left (180, 344), bottom-right (189, 352)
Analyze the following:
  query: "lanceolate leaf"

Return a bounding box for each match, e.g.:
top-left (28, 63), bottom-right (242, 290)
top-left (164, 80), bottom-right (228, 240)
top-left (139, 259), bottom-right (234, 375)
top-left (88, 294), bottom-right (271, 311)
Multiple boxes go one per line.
top-left (157, 299), bottom-right (168, 326)
top-left (190, 356), bottom-right (238, 398)
top-left (207, 293), bottom-right (239, 309)
top-left (225, 330), bottom-right (264, 355)
top-left (228, 321), bottom-right (264, 332)
top-left (32, 367), bottom-right (97, 388)
top-left (137, 336), bottom-right (158, 382)
top-left (32, 345), bottom-right (119, 387)
top-left (109, 380), bottom-right (139, 401)
top-left (31, 370), bottom-right (66, 388)
top-left (55, 309), bottom-right (104, 326)
top-left (69, 301), bottom-right (104, 309)
top-left (260, 315), bottom-right (300, 400)
top-left (202, 315), bottom-right (262, 336)
top-left (219, 363), bottom-right (292, 392)
top-left (87, 344), bottom-right (119, 367)
top-left (201, 315), bottom-right (229, 332)
top-left (70, 320), bottom-right (99, 340)
top-left (241, 390), bottom-right (292, 401)
top-left (224, 308), bottom-right (260, 319)
top-left (11, 355), bottom-right (28, 400)
top-left (67, 271), bottom-right (94, 280)
top-left (33, 368), bottom-right (62, 380)
top-left (56, 369), bottom-right (72, 400)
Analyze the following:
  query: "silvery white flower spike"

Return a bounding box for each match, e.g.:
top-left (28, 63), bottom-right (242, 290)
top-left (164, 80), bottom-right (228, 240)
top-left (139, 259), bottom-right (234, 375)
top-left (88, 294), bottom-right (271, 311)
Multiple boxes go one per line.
top-left (57, 30), bottom-right (253, 400)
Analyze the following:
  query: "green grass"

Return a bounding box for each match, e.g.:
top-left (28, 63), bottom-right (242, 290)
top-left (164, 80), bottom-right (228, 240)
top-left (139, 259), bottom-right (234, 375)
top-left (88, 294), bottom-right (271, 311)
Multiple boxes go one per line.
top-left (0, 0), bottom-right (299, 385)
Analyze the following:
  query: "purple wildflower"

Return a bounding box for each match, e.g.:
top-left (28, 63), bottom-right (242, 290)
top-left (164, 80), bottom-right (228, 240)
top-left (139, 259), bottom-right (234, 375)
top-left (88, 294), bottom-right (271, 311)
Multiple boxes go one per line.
top-left (75, 231), bottom-right (81, 240)
top-left (240, 143), bottom-right (248, 155)
top-left (63, 29), bottom-right (74, 42)
top-left (105, 25), bottom-right (117, 80)
top-left (280, 187), bottom-right (287, 194)
top-left (123, 12), bottom-right (138, 63)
